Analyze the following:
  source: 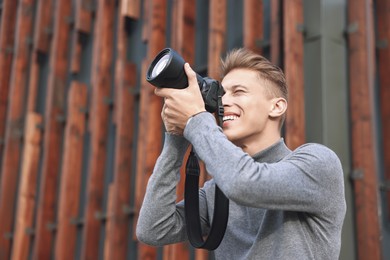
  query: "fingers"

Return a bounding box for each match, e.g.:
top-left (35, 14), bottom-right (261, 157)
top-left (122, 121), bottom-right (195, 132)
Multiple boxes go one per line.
top-left (184, 63), bottom-right (198, 89)
top-left (160, 102), bottom-right (184, 135)
top-left (155, 87), bottom-right (171, 98)
top-left (161, 100), bottom-right (175, 121)
top-left (155, 63), bottom-right (197, 98)
top-left (161, 102), bottom-right (166, 120)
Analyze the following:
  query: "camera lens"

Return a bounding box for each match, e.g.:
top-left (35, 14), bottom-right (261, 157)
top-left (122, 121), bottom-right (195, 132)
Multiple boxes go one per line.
top-left (151, 54), bottom-right (170, 78)
top-left (146, 48), bottom-right (188, 89)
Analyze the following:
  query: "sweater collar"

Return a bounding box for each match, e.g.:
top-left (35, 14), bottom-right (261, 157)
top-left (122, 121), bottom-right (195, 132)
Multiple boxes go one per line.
top-left (251, 138), bottom-right (291, 163)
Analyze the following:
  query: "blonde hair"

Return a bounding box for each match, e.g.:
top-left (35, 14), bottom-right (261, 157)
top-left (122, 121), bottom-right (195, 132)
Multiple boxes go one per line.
top-left (220, 48), bottom-right (288, 129)
top-left (221, 48), bottom-right (288, 101)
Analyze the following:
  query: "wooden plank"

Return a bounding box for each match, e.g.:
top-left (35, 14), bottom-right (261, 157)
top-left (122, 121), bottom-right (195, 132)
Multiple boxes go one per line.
top-left (104, 63), bottom-right (136, 259)
top-left (0, 0), bottom-right (18, 173)
top-left (171, 0), bottom-right (196, 63)
top-left (243, 0), bottom-right (263, 54)
top-left (32, 0), bottom-right (73, 258)
top-left (103, 14), bottom-right (137, 254)
top-left (80, 0), bottom-right (116, 258)
top-left (10, 112), bottom-right (43, 260)
top-left (33, 0), bottom-right (53, 54)
top-left (103, 184), bottom-right (115, 260)
top-left (27, 0), bottom-right (55, 112)
top-left (26, 52), bottom-right (40, 112)
top-left (134, 3), bottom-right (167, 259)
top-left (141, 0), bottom-right (151, 42)
top-left (347, 0), bottom-right (382, 259)
top-left (270, 0), bottom-right (282, 66)
top-left (163, 242), bottom-right (190, 260)
top-left (146, 0), bottom-right (167, 58)
top-left (208, 0), bottom-right (226, 80)
top-left (71, 0), bottom-right (95, 74)
top-left (75, 0), bottom-right (95, 34)
top-left (70, 32), bottom-right (83, 74)
top-left (170, 0), bottom-right (179, 50)
top-left (0, 1), bottom-right (35, 259)
top-left (283, 0), bottom-right (305, 150)
top-left (195, 249), bottom-right (209, 260)
top-left (113, 8), bottom-right (128, 126)
top-left (121, 0), bottom-right (141, 19)
top-left (104, 7), bottom-right (136, 258)
top-left (54, 82), bottom-right (87, 260)
top-left (375, 0), bottom-right (390, 220)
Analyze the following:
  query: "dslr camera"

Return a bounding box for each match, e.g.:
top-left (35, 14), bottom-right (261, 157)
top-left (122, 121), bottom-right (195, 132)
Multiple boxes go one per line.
top-left (146, 48), bottom-right (224, 115)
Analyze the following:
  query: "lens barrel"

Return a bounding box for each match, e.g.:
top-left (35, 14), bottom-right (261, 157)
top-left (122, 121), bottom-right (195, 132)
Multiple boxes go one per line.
top-left (146, 48), bottom-right (188, 89)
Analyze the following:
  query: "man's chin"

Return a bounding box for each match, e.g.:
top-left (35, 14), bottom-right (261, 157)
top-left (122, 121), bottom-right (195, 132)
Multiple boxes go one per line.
top-left (223, 131), bottom-right (240, 144)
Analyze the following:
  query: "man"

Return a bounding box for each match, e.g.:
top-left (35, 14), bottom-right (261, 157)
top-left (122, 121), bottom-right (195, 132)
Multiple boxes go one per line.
top-left (136, 48), bottom-right (346, 259)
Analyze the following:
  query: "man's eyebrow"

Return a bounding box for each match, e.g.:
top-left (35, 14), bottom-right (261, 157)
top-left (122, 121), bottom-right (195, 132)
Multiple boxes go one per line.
top-left (223, 84), bottom-right (248, 91)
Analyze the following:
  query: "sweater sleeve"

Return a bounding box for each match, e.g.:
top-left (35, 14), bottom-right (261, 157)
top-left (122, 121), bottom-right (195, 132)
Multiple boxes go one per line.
top-left (184, 112), bottom-right (346, 216)
top-left (136, 133), bottom-right (210, 246)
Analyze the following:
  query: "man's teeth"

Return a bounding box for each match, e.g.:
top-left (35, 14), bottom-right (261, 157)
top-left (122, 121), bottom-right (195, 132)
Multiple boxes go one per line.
top-left (223, 115), bottom-right (239, 122)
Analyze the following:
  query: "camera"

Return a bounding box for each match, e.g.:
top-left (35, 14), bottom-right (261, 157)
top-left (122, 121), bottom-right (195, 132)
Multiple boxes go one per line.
top-left (146, 48), bottom-right (224, 114)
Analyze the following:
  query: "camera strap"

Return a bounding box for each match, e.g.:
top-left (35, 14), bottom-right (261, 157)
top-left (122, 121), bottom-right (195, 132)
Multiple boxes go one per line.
top-left (184, 148), bottom-right (229, 250)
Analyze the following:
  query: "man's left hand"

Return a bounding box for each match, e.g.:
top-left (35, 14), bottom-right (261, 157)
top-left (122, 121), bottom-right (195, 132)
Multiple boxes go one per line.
top-left (155, 63), bottom-right (206, 134)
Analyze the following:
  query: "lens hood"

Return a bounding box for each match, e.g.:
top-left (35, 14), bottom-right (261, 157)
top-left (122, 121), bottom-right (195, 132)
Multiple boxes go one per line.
top-left (146, 48), bottom-right (188, 89)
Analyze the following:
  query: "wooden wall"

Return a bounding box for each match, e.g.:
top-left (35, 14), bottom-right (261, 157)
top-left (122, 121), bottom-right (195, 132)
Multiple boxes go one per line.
top-left (0, 0), bottom-right (388, 259)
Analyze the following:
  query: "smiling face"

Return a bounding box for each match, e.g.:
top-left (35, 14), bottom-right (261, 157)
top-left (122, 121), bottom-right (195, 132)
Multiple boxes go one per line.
top-left (221, 68), bottom-right (280, 152)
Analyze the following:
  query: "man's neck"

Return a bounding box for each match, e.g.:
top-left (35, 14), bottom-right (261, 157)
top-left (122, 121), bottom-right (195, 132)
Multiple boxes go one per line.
top-left (239, 132), bottom-right (282, 156)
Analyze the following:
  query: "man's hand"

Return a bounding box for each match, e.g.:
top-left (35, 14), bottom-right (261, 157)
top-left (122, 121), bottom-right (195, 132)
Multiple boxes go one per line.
top-left (155, 63), bottom-right (206, 135)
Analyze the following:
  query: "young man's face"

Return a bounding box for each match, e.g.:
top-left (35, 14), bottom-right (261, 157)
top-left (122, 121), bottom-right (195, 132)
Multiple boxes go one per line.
top-left (221, 68), bottom-right (274, 147)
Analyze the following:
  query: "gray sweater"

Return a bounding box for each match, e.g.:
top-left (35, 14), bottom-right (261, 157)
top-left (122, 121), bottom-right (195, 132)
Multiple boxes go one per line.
top-left (136, 112), bottom-right (346, 260)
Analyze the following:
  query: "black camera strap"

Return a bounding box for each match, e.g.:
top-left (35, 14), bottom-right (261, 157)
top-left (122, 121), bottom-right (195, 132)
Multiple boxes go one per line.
top-left (184, 148), bottom-right (229, 250)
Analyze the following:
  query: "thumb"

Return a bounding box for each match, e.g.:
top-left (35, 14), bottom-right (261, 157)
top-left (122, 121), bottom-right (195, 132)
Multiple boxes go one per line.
top-left (184, 63), bottom-right (205, 112)
top-left (184, 63), bottom-right (199, 90)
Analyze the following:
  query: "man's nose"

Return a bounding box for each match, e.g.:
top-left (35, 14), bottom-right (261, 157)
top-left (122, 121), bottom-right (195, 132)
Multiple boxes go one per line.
top-left (222, 92), bottom-right (232, 106)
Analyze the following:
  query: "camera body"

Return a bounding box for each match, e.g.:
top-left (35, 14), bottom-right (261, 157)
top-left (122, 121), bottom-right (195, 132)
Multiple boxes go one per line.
top-left (146, 48), bottom-right (224, 114)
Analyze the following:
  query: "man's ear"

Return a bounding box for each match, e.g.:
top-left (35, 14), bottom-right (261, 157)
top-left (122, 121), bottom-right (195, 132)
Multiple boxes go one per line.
top-left (269, 98), bottom-right (287, 118)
